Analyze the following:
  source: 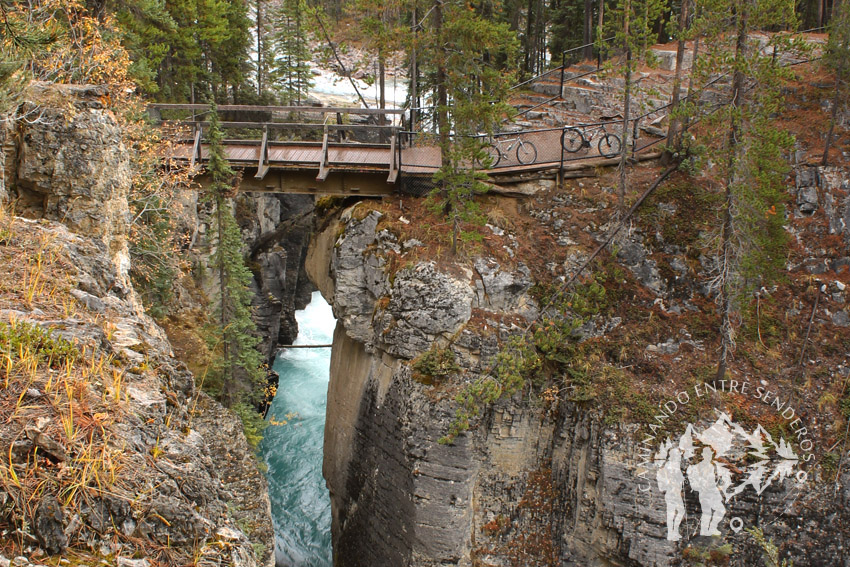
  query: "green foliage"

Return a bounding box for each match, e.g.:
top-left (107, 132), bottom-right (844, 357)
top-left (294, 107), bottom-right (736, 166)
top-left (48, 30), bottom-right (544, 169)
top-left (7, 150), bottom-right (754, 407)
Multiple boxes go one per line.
top-left (442, 276), bottom-right (620, 443)
top-left (601, 0), bottom-right (666, 60)
top-left (821, 0), bottom-right (850, 164)
top-left (429, 145), bottom-right (491, 253)
top-left (203, 104), bottom-right (267, 447)
top-left (112, 0), bottom-right (177, 95)
top-left (840, 394), bottom-right (850, 419)
top-left (441, 376), bottom-right (504, 443)
top-left (549, 0), bottom-right (593, 61)
top-left (233, 401), bottom-right (269, 451)
top-left (681, 0), bottom-right (805, 373)
top-left (747, 527), bottom-right (792, 567)
top-left (0, 321), bottom-right (78, 367)
top-left (0, 0), bottom-right (60, 112)
top-left (114, 0), bottom-right (252, 101)
top-left (420, 1), bottom-right (519, 253)
top-left (129, 189), bottom-right (176, 319)
top-left (270, 0), bottom-right (314, 104)
top-left (412, 346), bottom-right (461, 384)
top-left (682, 542), bottom-right (734, 566)
top-left (824, 0), bottom-right (850, 84)
top-left (822, 452), bottom-right (840, 479)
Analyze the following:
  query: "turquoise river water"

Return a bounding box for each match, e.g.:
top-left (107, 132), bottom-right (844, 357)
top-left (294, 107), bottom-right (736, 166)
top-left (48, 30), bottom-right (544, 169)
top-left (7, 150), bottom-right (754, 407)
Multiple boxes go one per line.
top-left (260, 291), bottom-right (335, 567)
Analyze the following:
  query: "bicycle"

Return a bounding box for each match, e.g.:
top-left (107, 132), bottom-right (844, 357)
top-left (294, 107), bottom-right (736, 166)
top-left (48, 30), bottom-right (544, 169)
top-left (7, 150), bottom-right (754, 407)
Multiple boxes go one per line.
top-left (476, 134), bottom-right (538, 168)
top-left (561, 122), bottom-right (622, 158)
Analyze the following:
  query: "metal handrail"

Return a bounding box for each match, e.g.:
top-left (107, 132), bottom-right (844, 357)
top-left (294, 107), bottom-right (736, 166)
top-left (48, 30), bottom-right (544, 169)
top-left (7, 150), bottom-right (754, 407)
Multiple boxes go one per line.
top-left (148, 103), bottom-right (404, 115)
top-left (510, 37), bottom-right (616, 92)
top-left (164, 120), bottom-right (400, 133)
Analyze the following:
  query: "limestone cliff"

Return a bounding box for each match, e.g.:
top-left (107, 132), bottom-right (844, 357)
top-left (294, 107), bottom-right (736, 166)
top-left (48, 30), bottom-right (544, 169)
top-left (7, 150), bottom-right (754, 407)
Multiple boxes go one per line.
top-left (308, 171), bottom-right (850, 566)
top-left (0, 84), bottom-right (274, 566)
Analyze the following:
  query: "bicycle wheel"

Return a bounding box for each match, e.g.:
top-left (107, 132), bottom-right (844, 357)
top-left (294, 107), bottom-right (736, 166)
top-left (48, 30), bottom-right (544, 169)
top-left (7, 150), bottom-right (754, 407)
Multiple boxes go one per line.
top-left (476, 143), bottom-right (501, 168)
top-left (561, 128), bottom-right (584, 153)
top-left (516, 140), bottom-right (537, 165)
top-left (598, 133), bottom-right (622, 158)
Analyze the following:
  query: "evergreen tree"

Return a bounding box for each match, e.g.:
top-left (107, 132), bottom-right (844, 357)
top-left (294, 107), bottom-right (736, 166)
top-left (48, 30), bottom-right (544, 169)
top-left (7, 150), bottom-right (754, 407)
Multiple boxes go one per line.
top-left (601, 0), bottom-right (667, 208)
top-left (684, 0), bottom-right (803, 378)
top-left (0, 0), bottom-right (59, 112)
top-left (253, 0), bottom-right (274, 98)
top-left (112, 0), bottom-right (252, 102)
top-left (112, 0), bottom-right (177, 95)
top-left (205, 103), bottom-right (266, 424)
top-left (822, 0), bottom-right (849, 166)
top-left (270, 0), bottom-right (314, 105)
top-left (359, 0), bottom-right (404, 118)
top-left (549, 0), bottom-right (592, 60)
top-left (422, 0), bottom-right (519, 254)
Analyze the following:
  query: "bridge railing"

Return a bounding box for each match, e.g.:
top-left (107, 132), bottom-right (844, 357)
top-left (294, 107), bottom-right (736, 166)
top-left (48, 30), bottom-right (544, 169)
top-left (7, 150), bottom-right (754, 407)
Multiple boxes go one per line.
top-left (396, 109), bottom-right (670, 194)
top-left (148, 103), bottom-right (404, 144)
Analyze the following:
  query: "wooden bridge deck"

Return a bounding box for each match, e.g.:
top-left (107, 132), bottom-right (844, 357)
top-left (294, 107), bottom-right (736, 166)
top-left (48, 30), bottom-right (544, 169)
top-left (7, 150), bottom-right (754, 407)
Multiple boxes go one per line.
top-left (156, 104), bottom-right (664, 196)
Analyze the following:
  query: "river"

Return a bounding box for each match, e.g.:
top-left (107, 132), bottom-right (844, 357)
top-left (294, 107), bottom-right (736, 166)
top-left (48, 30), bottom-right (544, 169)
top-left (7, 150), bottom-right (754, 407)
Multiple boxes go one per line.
top-left (260, 291), bottom-right (335, 567)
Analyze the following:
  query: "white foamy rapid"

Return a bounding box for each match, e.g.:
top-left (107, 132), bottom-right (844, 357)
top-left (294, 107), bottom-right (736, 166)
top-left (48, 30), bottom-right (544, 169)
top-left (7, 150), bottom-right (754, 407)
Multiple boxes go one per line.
top-left (260, 292), bottom-right (336, 567)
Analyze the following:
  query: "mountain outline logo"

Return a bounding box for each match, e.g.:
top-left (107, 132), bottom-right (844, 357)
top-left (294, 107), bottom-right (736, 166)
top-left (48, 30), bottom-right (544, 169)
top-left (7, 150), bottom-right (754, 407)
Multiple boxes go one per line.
top-left (654, 410), bottom-right (804, 541)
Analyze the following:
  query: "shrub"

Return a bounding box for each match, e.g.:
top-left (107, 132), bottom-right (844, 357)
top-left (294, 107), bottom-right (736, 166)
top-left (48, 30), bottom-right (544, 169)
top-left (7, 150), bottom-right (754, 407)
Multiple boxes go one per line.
top-left (412, 347), bottom-right (461, 384)
top-left (0, 321), bottom-right (77, 368)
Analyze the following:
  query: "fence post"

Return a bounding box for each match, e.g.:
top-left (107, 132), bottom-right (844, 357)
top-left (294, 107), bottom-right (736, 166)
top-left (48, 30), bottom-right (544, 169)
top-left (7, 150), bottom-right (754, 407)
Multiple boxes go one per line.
top-left (397, 130), bottom-right (403, 193)
top-left (558, 127), bottom-right (565, 188)
top-left (560, 52), bottom-right (566, 99)
top-left (631, 117), bottom-right (640, 158)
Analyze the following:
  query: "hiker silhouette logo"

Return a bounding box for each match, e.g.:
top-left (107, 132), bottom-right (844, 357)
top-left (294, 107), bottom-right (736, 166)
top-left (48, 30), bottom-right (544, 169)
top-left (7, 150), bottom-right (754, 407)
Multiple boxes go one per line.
top-left (654, 410), bottom-right (805, 541)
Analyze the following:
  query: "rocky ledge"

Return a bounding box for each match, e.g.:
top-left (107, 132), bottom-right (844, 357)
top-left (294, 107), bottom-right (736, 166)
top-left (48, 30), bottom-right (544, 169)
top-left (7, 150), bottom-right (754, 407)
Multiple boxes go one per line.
top-left (0, 83), bottom-right (274, 566)
top-left (307, 191), bottom-right (850, 567)
top-left (0, 216), bottom-right (273, 566)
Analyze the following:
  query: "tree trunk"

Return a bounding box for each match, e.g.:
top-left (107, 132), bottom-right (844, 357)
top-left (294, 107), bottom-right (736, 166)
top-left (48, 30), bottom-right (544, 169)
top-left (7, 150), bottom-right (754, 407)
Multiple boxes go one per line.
top-left (662, 0), bottom-right (689, 164)
top-left (257, 0), bottom-right (263, 96)
top-left (597, 0), bottom-right (605, 67)
top-left (379, 56), bottom-right (387, 142)
top-left (822, 75), bottom-right (841, 165)
top-left (410, 4), bottom-right (419, 132)
top-left (216, 197), bottom-right (233, 406)
top-left (619, 48), bottom-right (632, 210)
top-left (656, 6), bottom-right (672, 44)
top-left (379, 58), bottom-right (386, 113)
top-left (435, 0), bottom-right (449, 164)
top-left (717, 0), bottom-right (748, 381)
top-left (524, 0), bottom-right (535, 76)
top-left (584, 0), bottom-right (594, 60)
top-left (618, 0), bottom-right (631, 210)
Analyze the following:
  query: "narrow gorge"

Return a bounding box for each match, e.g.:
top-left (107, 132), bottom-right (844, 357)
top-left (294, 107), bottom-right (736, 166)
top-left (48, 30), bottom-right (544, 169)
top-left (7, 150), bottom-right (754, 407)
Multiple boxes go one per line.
top-left (2, 33), bottom-right (850, 567)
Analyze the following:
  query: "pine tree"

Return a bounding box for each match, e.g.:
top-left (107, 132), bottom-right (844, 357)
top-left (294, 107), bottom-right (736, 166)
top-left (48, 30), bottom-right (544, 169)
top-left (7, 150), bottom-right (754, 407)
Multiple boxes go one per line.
top-left (112, 0), bottom-right (177, 96)
top-left (253, 0), bottom-right (274, 99)
top-left (684, 0), bottom-right (803, 378)
top-left (423, 0), bottom-right (519, 254)
top-left (205, 103), bottom-right (266, 416)
top-left (822, 0), bottom-right (849, 166)
top-left (359, 0), bottom-right (405, 119)
top-left (270, 0), bottom-right (314, 105)
top-left (0, 1), bottom-right (59, 112)
top-left (601, 0), bottom-right (667, 208)
top-left (112, 0), bottom-right (252, 102)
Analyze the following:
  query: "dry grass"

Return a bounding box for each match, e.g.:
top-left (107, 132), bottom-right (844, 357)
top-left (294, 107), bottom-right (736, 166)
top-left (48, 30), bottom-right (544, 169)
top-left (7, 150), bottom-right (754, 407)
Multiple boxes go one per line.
top-left (0, 207), bottom-right (138, 556)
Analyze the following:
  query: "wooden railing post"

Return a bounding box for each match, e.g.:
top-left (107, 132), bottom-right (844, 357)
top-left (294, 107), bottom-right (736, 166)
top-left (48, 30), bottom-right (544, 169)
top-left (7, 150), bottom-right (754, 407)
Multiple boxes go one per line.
top-left (317, 117), bottom-right (331, 181)
top-left (255, 125), bottom-right (270, 179)
top-left (387, 129), bottom-right (399, 184)
top-left (191, 124), bottom-right (202, 168)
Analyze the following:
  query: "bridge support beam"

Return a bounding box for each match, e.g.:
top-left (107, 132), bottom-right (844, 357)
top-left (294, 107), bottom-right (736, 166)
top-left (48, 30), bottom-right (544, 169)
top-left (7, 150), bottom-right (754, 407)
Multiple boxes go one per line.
top-left (196, 169), bottom-right (396, 197)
